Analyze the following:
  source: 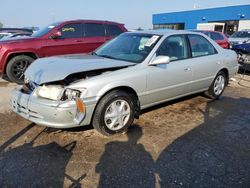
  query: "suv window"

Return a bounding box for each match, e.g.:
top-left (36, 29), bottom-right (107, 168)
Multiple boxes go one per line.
top-left (210, 32), bottom-right (224, 40)
top-left (156, 35), bottom-right (188, 61)
top-left (188, 34), bottom-right (217, 57)
top-left (106, 24), bottom-right (123, 36)
top-left (84, 23), bottom-right (105, 37)
top-left (59, 23), bottom-right (82, 38)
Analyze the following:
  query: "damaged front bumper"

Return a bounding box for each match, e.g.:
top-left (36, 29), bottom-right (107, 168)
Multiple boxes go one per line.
top-left (10, 86), bottom-right (96, 128)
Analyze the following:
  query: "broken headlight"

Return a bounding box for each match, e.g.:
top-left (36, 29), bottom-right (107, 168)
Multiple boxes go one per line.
top-left (36, 85), bottom-right (63, 100)
top-left (61, 88), bottom-right (81, 101)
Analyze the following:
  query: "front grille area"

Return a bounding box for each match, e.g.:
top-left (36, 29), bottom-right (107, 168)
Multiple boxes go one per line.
top-left (11, 99), bottom-right (42, 119)
top-left (21, 81), bottom-right (36, 94)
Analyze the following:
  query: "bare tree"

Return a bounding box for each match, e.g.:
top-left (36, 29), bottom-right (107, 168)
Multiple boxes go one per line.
top-left (0, 22), bottom-right (3, 28)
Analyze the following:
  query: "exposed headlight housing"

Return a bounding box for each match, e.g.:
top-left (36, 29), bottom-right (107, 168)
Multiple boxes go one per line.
top-left (36, 85), bottom-right (63, 100)
top-left (61, 88), bottom-right (81, 101)
top-left (36, 85), bottom-right (84, 101)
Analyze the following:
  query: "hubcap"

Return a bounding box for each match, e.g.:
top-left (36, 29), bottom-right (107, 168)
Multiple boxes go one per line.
top-left (104, 99), bottom-right (131, 131)
top-left (12, 60), bottom-right (30, 80)
top-left (213, 75), bottom-right (225, 96)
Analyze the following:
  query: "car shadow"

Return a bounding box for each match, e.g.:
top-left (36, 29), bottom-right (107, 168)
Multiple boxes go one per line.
top-left (0, 124), bottom-right (85, 187)
top-left (95, 125), bottom-right (155, 188)
top-left (96, 96), bottom-right (250, 187)
top-left (155, 96), bottom-right (250, 187)
top-left (141, 92), bottom-right (206, 115)
top-left (1, 75), bottom-right (12, 83)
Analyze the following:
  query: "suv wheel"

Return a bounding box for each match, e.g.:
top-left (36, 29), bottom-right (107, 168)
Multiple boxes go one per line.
top-left (92, 90), bottom-right (135, 136)
top-left (6, 55), bottom-right (35, 84)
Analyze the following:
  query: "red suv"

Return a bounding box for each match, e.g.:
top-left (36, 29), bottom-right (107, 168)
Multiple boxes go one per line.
top-left (0, 20), bottom-right (127, 83)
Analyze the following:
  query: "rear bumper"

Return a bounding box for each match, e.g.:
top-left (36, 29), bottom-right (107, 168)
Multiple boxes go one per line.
top-left (229, 65), bottom-right (239, 78)
top-left (10, 87), bottom-right (96, 128)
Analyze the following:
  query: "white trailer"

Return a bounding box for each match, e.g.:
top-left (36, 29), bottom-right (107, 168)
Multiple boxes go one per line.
top-left (197, 23), bottom-right (225, 32)
top-left (238, 20), bottom-right (250, 31)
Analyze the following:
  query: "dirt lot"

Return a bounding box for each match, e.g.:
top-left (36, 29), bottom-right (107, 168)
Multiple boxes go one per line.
top-left (0, 74), bottom-right (250, 188)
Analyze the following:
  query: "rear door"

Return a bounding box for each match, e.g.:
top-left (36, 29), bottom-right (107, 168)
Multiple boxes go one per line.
top-left (105, 24), bottom-right (124, 41)
top-left (82, 23), bottom-right (106, 52)
top-left (44, 23), bottom-right (85, 56)
top-left (187, 34), bottom-right (221, 91)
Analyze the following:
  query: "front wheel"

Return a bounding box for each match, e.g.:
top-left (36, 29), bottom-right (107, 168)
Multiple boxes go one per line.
top-left (6, 55), bottom-right (35, 84)
top-left (207, 71), bottom-right (227, 99)
top-left (92, 90), bottom-right (136, 136)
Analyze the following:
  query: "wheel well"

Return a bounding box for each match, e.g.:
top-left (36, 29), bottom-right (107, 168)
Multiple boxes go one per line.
top-left (4, 52), bottom-right (38, 74)
top-left (219, 68), bottom-right (229, 85)
top-left (91, 86), bottom-right (141, 124)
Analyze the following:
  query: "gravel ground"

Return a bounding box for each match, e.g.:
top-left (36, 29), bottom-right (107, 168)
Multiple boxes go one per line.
top-left (0, 74), bottom-right (250, 188)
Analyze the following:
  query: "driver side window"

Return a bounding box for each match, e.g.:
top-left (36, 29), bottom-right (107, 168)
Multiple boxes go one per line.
top-left (59, 23), bottom-right (82, 39)
top-left (156, 35), bottom-right (188, 61)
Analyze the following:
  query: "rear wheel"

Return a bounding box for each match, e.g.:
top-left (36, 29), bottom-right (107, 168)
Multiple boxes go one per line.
top-left (207, 71), bottom-right (227, 99)
top-left (6, 55), bottom-right (35, 84)
top-left (92, 90), bottom-right (135, 136)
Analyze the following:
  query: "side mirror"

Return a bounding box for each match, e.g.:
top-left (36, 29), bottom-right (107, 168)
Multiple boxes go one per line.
top-left (149, 56), bottom-right (170, 66)
top-left (50, 31), bottom-right (62, 39)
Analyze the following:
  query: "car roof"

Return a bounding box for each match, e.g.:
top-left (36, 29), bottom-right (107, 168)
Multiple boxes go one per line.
top-left (128, 29), bottom-right (200, 36)
top-left (191, 30), bottom-right (224, 34)
top-left (58, 19), bottom-right (124, 25)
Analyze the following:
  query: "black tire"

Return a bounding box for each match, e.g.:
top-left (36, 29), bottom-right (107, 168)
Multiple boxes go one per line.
top-left (92, 90), bottom-right (136, 136)
top-left (6, 55), bottom-right (35, 84)
top-left (207, 71), bottom-right (227, 99)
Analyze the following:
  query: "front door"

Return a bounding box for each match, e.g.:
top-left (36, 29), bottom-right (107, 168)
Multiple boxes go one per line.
top-left (43, 23), bottom-right (85, 56)
top-left (146, 35), bottom-right (193, 105)
top-left (187, 34), bottom-right (222, 92)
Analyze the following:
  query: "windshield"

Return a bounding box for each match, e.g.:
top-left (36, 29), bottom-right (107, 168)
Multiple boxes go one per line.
top-left (94, 33), bottom-right (161, 63)
top-left (32, 22), bottom-right (61, 37)
top-left (230, 31), bottom-right (250, 38)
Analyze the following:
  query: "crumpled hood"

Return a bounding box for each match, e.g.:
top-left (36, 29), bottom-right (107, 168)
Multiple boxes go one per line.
top-left (25, 54), bottom-right (135, 85)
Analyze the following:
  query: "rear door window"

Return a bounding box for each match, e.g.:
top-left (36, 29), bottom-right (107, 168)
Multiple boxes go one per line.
top-left (84, 23), bottom-right (105, 37)
top-left (59, 23), bottom-right (82, 38)
top-left (106, 24), bottom-right (123, 36)
top-left (188, 34), bottom-right (217, 57)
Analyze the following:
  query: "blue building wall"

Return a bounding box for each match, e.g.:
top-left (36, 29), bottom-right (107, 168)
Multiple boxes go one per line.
top-left (153, 5), bottom-right (250, 29)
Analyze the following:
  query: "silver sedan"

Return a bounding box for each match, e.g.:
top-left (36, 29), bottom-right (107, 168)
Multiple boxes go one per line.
top-left (10, 30), bottom-right (238, 136)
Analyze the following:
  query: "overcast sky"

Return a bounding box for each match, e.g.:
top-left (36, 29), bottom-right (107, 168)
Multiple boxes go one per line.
top-left (1, 0), bottom-right (249, 29)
